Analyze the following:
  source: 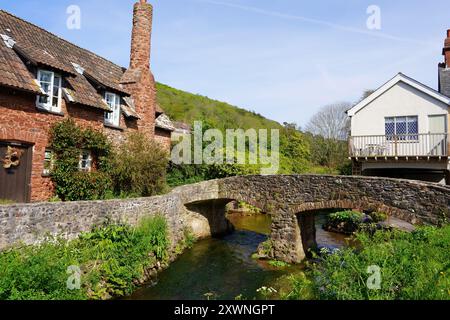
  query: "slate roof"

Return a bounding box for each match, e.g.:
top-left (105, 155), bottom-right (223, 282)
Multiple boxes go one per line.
top-left (0, 9), bottom-right (159, 116)
top-left (439, 65), bottom-right (450, 98)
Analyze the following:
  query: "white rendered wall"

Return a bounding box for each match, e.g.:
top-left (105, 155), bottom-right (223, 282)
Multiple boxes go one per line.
top-left (351, 82), bottom-right (448, 137)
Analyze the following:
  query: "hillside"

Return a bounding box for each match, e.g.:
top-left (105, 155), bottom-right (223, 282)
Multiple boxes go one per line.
top-left (156, 83), bottom-right (282, 131)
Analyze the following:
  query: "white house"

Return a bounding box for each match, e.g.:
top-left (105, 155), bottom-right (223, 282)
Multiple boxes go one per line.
top-left (347, 73), bottom-right (450, 184)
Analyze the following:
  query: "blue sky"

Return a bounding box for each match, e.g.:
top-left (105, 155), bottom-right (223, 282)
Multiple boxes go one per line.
top-left (2, 0), bottom-right (449, 127)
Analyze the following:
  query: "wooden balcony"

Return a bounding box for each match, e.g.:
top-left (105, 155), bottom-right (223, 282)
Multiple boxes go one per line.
top-left (349, 133), bottom-right (449, 159)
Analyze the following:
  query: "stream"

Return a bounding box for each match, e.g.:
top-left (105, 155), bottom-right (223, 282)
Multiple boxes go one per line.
top-left (127, 212), bottom-right (349, 300)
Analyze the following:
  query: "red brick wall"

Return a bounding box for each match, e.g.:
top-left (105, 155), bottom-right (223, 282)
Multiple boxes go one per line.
top-left (445, 30), bottom-right (450, 67)
top-left (155, 128), bottom-right (172, 152)
top-left (0, 87), bottom-right (107, 201)
top-left (122, 71), bottom-right (156, 139)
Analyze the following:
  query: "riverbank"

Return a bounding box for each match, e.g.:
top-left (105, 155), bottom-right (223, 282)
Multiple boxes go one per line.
top-left (282, 224), bottom-right (450, 300)
top-left (125, 212), bottom-right (352, 300)
top-left (0, 216), bottom-right (194, 300)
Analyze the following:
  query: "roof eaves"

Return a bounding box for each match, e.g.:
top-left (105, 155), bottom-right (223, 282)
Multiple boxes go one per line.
top-left (347, 73), bottom-right (450, 116)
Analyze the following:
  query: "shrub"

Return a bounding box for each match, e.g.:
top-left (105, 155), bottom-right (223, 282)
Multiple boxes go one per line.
top-left (111, 132), bottom-right (169, 197)
top-left (328, 211), bottom-right (364, 224)
top-left (49, 119), bottom-right (113, 201)
top-left (324, 211), bottom-right (364, 234)
top-left (268, 260), bottom-right (290, 268)
top-left (368, 211), bottom-right (388, 223)
top-left (286, 225), bottom-right (450, 300)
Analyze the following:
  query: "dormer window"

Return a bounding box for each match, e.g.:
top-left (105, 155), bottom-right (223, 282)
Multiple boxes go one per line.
top-left (36, 69), bottom-right (62, 113)
top-left (104, 92), bottom-right (121, 127)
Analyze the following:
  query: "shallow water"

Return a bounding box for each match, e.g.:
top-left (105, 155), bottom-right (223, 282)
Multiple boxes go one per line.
top-left (127, 212), bottom-right (349, 300)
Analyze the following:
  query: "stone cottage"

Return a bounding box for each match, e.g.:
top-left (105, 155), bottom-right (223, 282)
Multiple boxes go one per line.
top-left (0, 1), bottom-right (174, 202)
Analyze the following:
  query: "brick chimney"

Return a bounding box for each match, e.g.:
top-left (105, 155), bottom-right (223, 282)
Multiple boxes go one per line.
top-left (439, 29), bottom-right (450, 97)
top-left (443, 29), bottom-right (450, 68)
top-left (130, 0), bottom-right (153, 70)
top-left (120, 0), bottom-right (156, 138)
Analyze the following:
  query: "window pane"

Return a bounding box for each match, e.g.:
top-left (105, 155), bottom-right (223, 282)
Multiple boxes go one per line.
top-left (79, 151), bottom-right (92, 172)
top-left (407, 117), bottom-right (418, 134)
top-left (39, 71), bottom-right (52, 83)
top-left (104, 92), bottom-right (120, 126)
top-left (41, 82), bottom-right (51, 95)
top-left (396, 117), bottom-right (407, 135)
top-left (385, 118), bottom-right (395, 137)
top-left (43, 150), bottom-right (53, 174)
top-left (39, 95), bottom-right (49, 104)
top-left (54, 75), bottom-right (61, 86)
top-left (407, 116), bottom-right (418, 140)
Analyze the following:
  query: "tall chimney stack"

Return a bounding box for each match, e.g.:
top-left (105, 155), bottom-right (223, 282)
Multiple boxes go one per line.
top-left (130, 0), bottom-right (153, 70)
top-left (444, 29), bottom-right (450, 68)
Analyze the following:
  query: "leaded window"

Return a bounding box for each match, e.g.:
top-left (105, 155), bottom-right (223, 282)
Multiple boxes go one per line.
top-left (385, 116), bottom-right (418, 141)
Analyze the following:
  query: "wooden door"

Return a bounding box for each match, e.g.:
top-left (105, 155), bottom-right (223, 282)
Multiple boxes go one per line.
top-left (0, 141), bottom-right (32, 203)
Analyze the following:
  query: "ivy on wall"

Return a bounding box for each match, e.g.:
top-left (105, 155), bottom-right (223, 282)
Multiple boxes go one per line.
top-left (49, 119), bottom-right (112, 201)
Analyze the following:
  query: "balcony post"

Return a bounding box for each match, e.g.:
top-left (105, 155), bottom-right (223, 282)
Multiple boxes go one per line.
top-left (394, 135), bottom-right (398, 157)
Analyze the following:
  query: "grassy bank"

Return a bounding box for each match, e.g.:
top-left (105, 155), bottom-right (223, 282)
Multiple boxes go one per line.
top-left (283, 225), bottom-right (450, 300)
top-left (0, 216), bottom-right (187, 300)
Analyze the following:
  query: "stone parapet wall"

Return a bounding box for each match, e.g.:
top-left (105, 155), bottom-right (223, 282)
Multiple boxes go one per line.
top-left (0, 193), bottom-right (186, 250)
top-left (219, 175), bottom-right (450, 225)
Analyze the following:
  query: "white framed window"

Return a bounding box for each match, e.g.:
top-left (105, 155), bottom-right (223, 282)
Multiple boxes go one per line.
top-left (104, 92), bottom-right (121, 127)
top-left (36, 69), bottom-right (62, 113)
top-left (79, 150), bottom-right (93, 172)
top-left (385, 116), bottom-right (418, 141)
top-left (42, 149), bottom-right (54, 176)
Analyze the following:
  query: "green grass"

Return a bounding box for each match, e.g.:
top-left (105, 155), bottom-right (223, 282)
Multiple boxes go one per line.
top-left (0, 215), bottom-right (170, 300)
top-left (284, 225), bottom-right (450, 300)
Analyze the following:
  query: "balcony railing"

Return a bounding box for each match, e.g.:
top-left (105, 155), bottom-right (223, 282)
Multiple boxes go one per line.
top-left (349, 133), bottom-right (449, 158)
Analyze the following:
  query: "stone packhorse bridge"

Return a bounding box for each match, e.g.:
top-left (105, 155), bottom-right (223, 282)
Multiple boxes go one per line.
top-left (176, 175), bottom-right (450, 262)
top-left (1, 175), bottom-right (449, 263)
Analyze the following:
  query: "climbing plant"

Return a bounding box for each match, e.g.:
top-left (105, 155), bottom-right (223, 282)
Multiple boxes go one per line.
top-left (49, 119), bottom-right (112, 201)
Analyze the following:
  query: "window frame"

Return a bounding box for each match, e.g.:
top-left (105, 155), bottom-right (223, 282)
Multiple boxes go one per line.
top-left (36, 69), bottom-right (63, 113)
top-left (78, 150), bottom-right (93, 172)
top-left (42, 149), bottom-right (54, 176)
top-left (104, 91), bottom-right (121, 127)
top-left (385, 116), bottom-right (419, 141)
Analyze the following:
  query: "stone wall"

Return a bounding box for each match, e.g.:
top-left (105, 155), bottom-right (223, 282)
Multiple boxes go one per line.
top-left (219, 175), bottom-right (450, 225)
top-left (0, 193), bottom-right (186, 250)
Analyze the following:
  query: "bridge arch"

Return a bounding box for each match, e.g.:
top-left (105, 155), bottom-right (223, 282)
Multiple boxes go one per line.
top-left (174, 175), bottom-right (449, 263)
